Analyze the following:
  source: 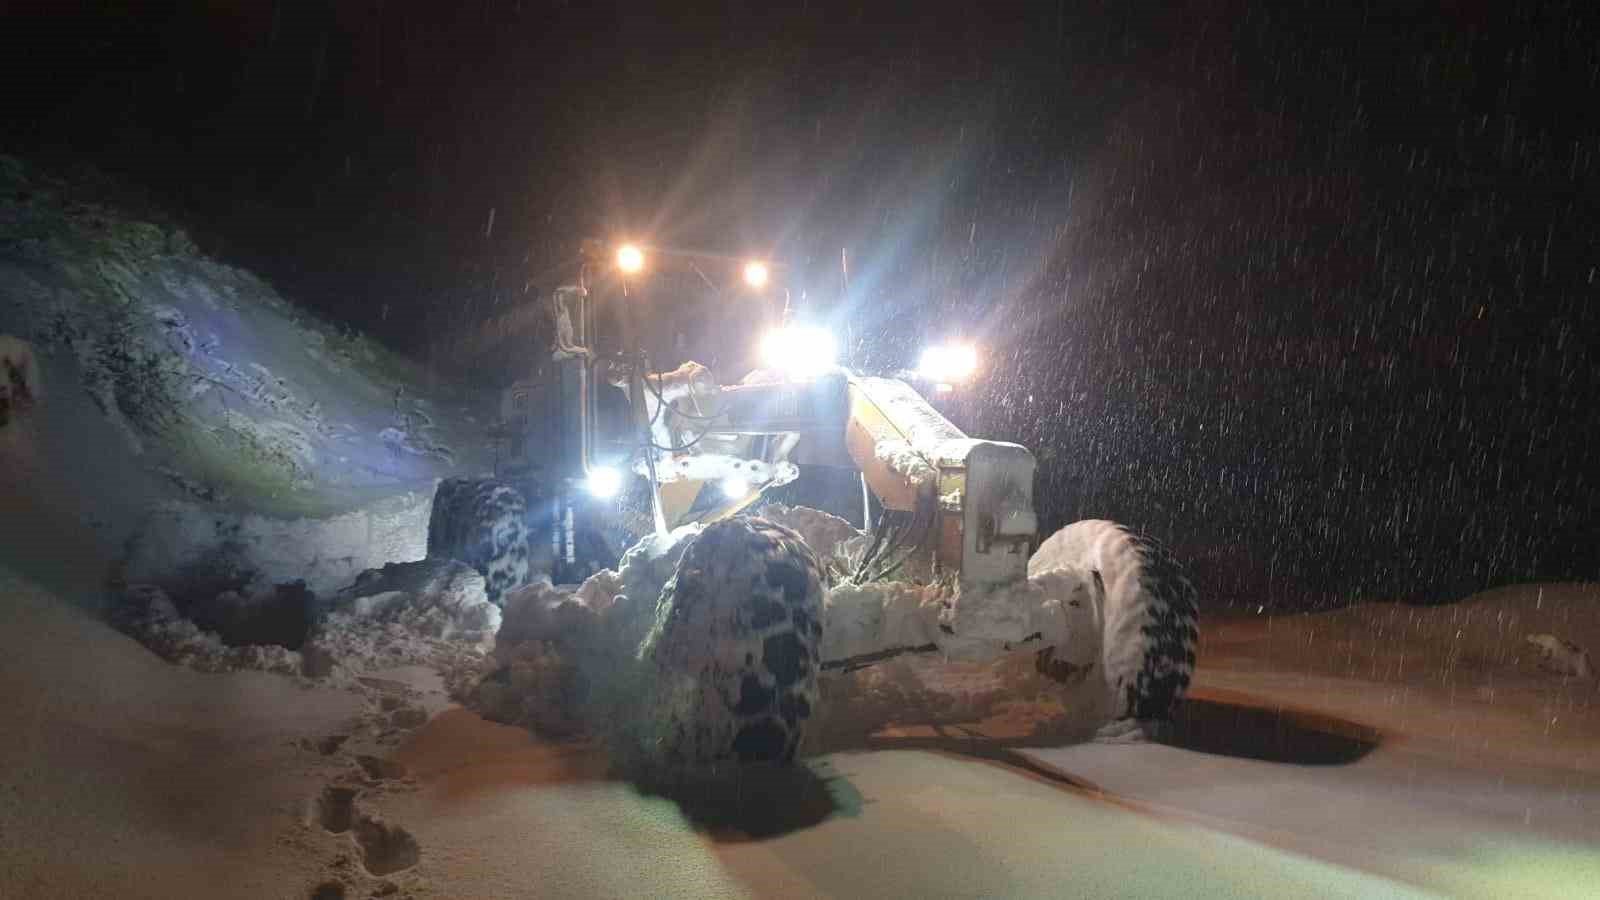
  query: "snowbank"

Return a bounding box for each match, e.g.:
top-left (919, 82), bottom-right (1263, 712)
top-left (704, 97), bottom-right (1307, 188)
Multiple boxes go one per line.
top-left (1197, 581), bottom-right (1600, 775)
top-left (0, 566), bottom-right (372, 899)
top-left (112, 557), bottom-right (500, 688)
top-left (812, 564), bottom-right (1112, 745)
top-left (120, 489), bottom-right (434, 598)
top-left (466, 525), bottom-right (706, 737)
top-left (328, 558), bottom-right (501, 645)
top-left (0, 156), bottom-right (490, 610)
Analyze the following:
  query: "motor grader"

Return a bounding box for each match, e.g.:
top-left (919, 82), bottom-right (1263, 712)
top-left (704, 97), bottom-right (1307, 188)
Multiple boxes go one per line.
top-left (429, 241), bottom-right (1195, 769)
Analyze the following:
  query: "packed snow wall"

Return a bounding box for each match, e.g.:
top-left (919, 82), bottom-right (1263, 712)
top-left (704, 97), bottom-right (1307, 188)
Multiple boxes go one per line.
top-left (120, 490), bottom-right (435, 598)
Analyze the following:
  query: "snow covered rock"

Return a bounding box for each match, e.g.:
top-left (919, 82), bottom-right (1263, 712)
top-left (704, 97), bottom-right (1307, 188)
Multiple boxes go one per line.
top-left (473, 637), bottom-right (589, 736)
top-left (573, 567), bottom-right (623, 615)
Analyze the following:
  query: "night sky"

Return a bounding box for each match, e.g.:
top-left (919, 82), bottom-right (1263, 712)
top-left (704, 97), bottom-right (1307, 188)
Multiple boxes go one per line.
top-left (6, 1), bottom-right (1598, 609)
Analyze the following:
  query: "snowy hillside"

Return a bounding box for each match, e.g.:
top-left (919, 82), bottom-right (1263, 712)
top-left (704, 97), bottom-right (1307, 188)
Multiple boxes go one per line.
top-left (0, 156), bottom-right (493, 601)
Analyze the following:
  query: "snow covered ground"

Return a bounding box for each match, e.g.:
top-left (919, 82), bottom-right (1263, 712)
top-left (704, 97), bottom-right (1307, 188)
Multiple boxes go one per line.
top-left (5, 561), bottom-right (1595, 898)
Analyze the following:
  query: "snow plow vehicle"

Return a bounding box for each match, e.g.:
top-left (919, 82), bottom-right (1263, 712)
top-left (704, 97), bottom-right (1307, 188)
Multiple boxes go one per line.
top-left (431, 242), bottom-right (1199, 770)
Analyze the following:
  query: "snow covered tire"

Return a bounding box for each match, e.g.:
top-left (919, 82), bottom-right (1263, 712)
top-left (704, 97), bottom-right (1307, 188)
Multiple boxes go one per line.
top-left (1031, 520), bottom-right (1200, 724)
top-left (426, 477), bottom-right (531, 606)
top-left (643, 516), bottom-right (825, 769)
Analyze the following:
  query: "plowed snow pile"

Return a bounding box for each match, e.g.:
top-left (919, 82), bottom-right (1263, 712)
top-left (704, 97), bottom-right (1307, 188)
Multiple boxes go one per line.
top-left (469, 508), bottom-right (1118, 752)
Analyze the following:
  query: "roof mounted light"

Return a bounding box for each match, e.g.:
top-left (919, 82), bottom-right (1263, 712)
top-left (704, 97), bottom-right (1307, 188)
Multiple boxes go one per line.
top-left (616, 244), bottom-right (645, 274)
top-left (760, 325), bottom-right (837, 378)
top-left (918, 343), bottom-right (980, 384)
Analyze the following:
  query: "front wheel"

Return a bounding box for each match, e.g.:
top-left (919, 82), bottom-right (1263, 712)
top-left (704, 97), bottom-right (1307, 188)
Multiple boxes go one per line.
top-left (640, 516), bottom-right (825, 770)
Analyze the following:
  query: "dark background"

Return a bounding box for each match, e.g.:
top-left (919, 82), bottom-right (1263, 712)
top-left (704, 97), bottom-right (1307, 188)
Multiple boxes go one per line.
top-left (5, 0), bottom-right (1597, 609)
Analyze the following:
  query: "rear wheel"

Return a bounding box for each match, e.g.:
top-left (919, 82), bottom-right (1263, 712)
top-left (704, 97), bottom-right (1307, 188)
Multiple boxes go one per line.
top-left (426, 477), bottom-right (533, 606)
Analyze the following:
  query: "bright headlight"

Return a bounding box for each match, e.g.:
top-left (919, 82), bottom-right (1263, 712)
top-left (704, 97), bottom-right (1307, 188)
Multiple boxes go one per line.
top-left (759, 325), bottom-right (837, 378)
top-left (743, 260), bottom-right (769, 289)
top-left (918, 343), bottom-right (979, 384)
top-left (585, 466), bottom-right (623, 498)
top-left (721, 476), bottom-right (751, 499)
top-left (616, 244), bottom-right (645, 274)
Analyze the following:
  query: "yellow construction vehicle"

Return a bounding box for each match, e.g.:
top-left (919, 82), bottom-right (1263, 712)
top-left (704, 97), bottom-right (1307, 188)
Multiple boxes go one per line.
top-left (490, 240), bottom-right (1037, 590)
top-left (432, 241), bottom-right (1195, 769)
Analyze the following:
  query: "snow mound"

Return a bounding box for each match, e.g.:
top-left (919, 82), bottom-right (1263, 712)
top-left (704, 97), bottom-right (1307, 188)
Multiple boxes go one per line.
top-left (1525, 634), bottom-right (1595, 680)
top-left (114, 558), bottom-right (500, 685)
top-left (472, 585), bottom-right (594, 735)
top-left (812, 566), bottom-right (1111, 745)
top-left (465, 527), bottom-right (707, 736)
top-left (112, 583), bottom-right (305, 677)
top-left (821, 580), bottom-right (944, 662)
top-left (495, 578), bottom-right (602, 648)
top-left (463, 516), bottom-right (1199, 756)
top-left (471, 517), bottom-right (1118, 749)
top-left (757, 502), bottom-right (868, 575)
top-left (298, 557), bottom-right (501, 687)
top-left (330, 558), bottom-right (501, 645)
top-left (612, 523), bottom-right (703, 650)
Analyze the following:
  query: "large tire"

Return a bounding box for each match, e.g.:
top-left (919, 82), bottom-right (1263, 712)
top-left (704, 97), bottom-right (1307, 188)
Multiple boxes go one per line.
top-left (426, 478), bottom-right (532, 606)
top-left (1031, 520), bottom-right (1200, 725)
top-left (641, 516), bottom-right (825, 770)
